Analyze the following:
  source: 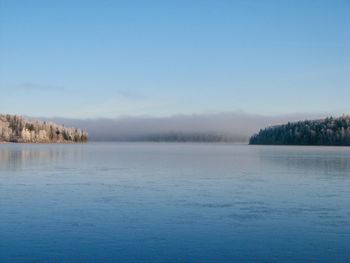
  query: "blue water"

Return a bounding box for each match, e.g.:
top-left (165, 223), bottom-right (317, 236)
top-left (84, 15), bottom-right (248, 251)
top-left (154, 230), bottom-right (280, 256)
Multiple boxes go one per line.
top-left (0, 143), bottom-right (349, 262)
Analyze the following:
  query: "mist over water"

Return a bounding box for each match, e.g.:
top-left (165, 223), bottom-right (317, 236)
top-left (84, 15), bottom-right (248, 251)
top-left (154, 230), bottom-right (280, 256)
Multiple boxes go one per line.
top-left (45, 112), bottom-right (325, 142)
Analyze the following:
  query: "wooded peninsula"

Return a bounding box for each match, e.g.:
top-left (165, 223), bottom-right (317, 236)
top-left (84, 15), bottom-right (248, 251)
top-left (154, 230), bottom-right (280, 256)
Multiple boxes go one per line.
top-left (249, 115), bottom-right (350, 146)
top-left (0, 114), bottom-right (88, 143)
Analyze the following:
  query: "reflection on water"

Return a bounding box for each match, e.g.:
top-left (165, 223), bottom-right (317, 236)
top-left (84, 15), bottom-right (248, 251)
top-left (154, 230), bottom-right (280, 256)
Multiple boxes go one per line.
top-left (0, 143), bottom-right (349, 262)
top-left (256, 146), bottom-right (350, 175)
top-left (0, 144), bottom-right (84, 170)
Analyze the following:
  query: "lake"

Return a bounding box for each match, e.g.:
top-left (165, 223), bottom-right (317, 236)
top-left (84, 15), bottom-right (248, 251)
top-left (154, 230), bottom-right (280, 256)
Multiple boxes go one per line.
top-left (0, 143), bottom-right (349, 262)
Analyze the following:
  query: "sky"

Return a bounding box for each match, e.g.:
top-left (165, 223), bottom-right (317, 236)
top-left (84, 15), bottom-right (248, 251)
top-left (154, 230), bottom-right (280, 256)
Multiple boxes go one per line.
top-left (0, 0), bottom-right (349, 118)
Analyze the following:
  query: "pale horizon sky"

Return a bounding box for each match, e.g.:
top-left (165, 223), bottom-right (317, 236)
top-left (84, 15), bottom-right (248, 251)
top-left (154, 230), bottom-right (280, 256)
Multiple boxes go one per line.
top-left (0, 0), bottom-right (349, 118)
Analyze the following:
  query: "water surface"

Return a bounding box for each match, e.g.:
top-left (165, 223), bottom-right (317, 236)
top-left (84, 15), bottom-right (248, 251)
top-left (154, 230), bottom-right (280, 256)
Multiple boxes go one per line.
top-left (0, 143), bottom-right (349, 262)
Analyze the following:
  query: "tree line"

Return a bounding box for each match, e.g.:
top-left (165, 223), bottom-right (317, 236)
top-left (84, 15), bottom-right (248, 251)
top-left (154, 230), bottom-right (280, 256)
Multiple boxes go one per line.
top-left (249, 115), bottom-right (350, 146)
top-left (110, 132), bottom-right (246, 142)
top-left (0, 114), bottom-right (88, 143)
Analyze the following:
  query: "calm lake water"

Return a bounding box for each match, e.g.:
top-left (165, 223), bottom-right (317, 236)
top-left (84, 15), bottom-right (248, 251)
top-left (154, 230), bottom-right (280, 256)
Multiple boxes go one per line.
top-left (0, 143), bottom-right (349, 262)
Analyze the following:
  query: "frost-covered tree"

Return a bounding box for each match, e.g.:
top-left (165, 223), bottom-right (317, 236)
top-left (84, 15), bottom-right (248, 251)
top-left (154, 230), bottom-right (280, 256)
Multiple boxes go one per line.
top-left (0, 114), bottom-right (88, 143)
top-left (250, 115), bottom-right (350, 146)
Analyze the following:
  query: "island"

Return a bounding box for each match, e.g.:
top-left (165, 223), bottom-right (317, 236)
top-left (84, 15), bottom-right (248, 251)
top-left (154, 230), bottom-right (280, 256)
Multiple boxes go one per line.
top-left (0, 114), bottom-right (88, 143)
top-left (249, 115), bottom-right (350, 146)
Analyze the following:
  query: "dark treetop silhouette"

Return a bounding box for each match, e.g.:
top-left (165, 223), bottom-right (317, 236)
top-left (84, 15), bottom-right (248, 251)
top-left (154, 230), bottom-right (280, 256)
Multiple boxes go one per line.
top-left (250, 116), bottom-right (350, 146)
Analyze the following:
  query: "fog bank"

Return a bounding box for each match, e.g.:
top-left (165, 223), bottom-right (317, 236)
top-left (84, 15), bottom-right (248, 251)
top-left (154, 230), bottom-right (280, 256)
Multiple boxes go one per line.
top-left (44, 112), bottom-right (326, 142)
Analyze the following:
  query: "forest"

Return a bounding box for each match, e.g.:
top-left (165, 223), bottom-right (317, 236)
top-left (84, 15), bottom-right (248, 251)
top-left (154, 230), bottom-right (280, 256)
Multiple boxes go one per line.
top-left (249, 115), bottom-right (350, 146)
top-left (0, 114), bottom-right (88, 143)
top-left (106, 132), bottom-right (245, 142)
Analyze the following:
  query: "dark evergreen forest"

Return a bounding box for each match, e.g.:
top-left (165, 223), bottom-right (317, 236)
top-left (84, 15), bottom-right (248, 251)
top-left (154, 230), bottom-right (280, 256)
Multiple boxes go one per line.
top-left (250, 116), bottom-right (350, 146)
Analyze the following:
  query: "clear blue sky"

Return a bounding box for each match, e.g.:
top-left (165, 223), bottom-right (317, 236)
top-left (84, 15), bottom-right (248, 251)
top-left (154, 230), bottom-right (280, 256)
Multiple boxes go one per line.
top-left (0, 0), bottom-right (349, 118)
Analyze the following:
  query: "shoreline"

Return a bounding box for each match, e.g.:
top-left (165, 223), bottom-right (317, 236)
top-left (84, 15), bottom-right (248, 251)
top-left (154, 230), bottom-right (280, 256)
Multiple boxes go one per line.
top-left (0, 141), bottom-right (87, 144)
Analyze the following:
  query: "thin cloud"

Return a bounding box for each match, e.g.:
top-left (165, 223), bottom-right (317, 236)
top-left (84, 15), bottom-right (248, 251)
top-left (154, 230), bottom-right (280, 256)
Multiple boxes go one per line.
top-left (117, 90), bottom-right (147, 100)
top-left (16, 82), bottom-right (65, 92)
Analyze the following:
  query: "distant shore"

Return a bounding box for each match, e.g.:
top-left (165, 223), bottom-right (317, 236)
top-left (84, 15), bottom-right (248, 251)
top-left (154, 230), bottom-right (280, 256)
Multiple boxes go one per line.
top-left (0, 114), bottom-right (88, 143)
top-left (250, 115), bottom-right (350, 146)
